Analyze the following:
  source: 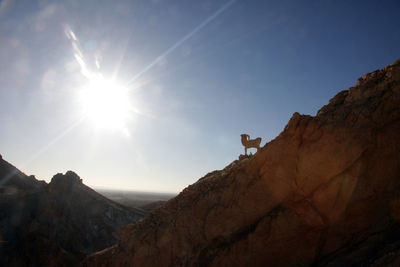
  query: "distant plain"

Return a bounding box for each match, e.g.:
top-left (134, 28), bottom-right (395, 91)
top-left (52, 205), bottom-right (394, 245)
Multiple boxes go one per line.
top-left (97, 189), bottom-right (176, 211)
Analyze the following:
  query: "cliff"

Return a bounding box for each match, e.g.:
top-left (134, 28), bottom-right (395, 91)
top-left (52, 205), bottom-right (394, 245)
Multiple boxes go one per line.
top-left (82, 59), bottom-right (400, 266)
top-left (0, 160), bottom-right (146, 267)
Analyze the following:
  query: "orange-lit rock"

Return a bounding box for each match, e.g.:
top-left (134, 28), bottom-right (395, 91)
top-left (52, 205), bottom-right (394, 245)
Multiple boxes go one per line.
top-left (82, 59), bottom-right (400, 266)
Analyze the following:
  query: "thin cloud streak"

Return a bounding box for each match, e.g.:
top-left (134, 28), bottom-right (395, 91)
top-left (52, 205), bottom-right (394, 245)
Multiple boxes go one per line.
top-left (126, 0), bottom-right (236, 86)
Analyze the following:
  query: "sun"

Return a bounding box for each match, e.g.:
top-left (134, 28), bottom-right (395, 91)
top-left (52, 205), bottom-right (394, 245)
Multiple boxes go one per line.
top-left (79, 76), bottom-right (131, 134)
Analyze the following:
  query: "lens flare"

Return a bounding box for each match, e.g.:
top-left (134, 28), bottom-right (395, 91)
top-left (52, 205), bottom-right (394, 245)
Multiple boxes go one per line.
top-left (64, 25), bottom-right (134, 135)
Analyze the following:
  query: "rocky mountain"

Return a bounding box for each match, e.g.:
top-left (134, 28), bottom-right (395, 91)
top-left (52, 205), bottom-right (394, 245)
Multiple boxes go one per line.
top-left (0, 158), bottom-right (146, 266)
top-left (82, 59), bottom-right (400, 266)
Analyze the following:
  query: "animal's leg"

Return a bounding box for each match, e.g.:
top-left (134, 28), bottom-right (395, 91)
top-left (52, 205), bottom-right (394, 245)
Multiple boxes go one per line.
top-left (245, 147), bottom-right (247, 155)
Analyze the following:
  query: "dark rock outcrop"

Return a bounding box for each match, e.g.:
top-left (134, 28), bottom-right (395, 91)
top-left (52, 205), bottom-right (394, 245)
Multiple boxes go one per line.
top-left (0, 160), bottom-right (145, 267)
top-left (82, 59), bottom-right (400, 266)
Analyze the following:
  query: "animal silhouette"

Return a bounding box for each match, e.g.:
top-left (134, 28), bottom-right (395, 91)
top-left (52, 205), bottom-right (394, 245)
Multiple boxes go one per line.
top-left (241, 134), bottom-right (262, 155)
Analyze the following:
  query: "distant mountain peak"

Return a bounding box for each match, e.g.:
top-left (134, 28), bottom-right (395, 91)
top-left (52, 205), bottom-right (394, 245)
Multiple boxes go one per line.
top-left (0, 158), bottom-right (145, 266)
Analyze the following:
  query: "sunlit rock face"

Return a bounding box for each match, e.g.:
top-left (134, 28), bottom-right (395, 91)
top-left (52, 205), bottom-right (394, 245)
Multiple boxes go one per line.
top-left (0, 161), bottom-right (145, 267)
top-left (82, 59), bottom-right (400, 267)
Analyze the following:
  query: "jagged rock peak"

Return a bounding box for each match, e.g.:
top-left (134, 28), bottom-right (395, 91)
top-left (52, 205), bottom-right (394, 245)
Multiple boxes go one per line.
top-left (49, 171), bottom-right (82, 191)
top-left (50, 170), bottom-right (82, 183)
top-left (65, 170), bottom-right (82, 180)
top-left (0, 157), bottom-right (146, 266)
top-left (316, 59), bottom-right (400, 123)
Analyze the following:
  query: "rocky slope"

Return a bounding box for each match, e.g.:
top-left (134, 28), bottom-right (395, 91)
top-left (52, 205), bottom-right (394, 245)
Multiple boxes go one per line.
top-left (82, 59), bottom-right (400, 266)
top-left (0, 159), bottom-right (146, 267)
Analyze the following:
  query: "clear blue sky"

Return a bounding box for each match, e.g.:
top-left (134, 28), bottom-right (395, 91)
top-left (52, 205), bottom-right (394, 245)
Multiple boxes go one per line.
top-left (0, 0), bottom-right (399, 193)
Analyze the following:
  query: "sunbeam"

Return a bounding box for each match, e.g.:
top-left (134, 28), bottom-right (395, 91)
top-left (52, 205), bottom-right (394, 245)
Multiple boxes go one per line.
top-left (78, 75), bottom-right (132, 134)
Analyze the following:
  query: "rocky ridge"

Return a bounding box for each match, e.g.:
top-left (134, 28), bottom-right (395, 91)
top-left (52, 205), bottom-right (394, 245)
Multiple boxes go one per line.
top-left (82, 59), bottom-right (400, 266)
top-left (0, 159), bottom-right (146, 267)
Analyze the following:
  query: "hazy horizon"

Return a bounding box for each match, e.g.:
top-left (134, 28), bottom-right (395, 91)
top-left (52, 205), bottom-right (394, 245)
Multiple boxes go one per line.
top-left (94, 185), bottom-right (178, 195)
top-left (1, 0), bottom-right (399, 193)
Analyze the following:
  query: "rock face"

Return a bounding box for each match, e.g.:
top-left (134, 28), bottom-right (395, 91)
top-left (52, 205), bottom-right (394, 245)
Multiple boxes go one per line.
top-left (82, 59), bottom-right (400, 267)
top-left (0, 160), bottom-right (146, 267)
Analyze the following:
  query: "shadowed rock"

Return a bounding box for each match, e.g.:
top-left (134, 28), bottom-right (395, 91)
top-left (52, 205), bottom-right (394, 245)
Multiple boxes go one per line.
top-left (0, 161), bottom-right (146, 267)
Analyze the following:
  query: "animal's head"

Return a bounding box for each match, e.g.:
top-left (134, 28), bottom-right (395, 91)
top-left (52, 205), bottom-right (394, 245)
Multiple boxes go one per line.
top-left (241, 134), bottom-right (249, 140)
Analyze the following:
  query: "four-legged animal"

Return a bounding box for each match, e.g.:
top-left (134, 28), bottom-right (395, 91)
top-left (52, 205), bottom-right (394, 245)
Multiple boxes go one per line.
top-left (240, 134), bottom-right (262, 155)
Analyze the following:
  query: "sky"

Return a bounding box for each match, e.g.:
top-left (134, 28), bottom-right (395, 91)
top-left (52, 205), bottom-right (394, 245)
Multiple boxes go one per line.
top-left (0, 0), bottom-right (399, 193)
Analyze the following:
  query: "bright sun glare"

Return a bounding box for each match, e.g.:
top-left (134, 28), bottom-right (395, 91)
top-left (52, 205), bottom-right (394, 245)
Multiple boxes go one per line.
top-left (79, 76), bottom-right (131, 134)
